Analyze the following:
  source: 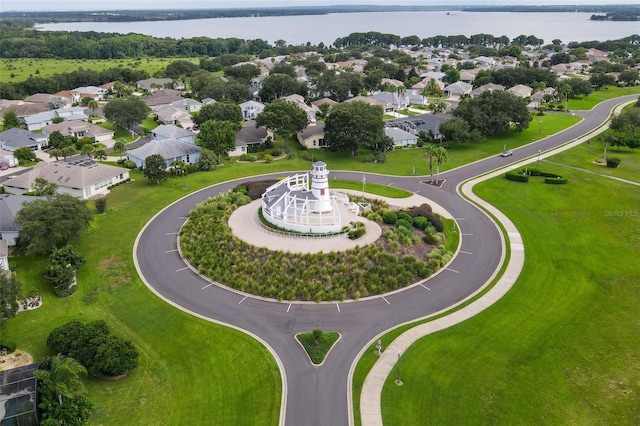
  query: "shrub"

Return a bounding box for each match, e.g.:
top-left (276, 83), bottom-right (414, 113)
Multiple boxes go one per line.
top-left (413, 216), bottom-right (429, 230)
top-left (271, 149), bottom-right (282, 157)
top-left (606, 157), bottom-right (621, 168)
top-left (544, 177), bottom-right (568, 184)
top-left (424, 212), bottom-right (444, 232)
top-left (239, 153), bottom-right (257, 162)
top-left (382, 211), bottom-right (398, 224)
top-left (416, 140), bottom-right (424, 147)
top-left (403, 203), bottom-right (432, 217)
top-left (395, 219), bottom-right (413, 230)
top-left (185, 164), bottom-right (198, 174)
top-left (95, 198), bottom-right (107, 214)
top-left (506, 172), bottom-right (529, 182)
top-left (423, 233), bottom-right (440, 245)
top-left (397, 213), bottom-right (414, 225)
top-left (0, 339), bottom-right (17, 353)
top-left (123, 160), bottom-right (137, 169)
top-left (263, 154), bottom-right (273, 163)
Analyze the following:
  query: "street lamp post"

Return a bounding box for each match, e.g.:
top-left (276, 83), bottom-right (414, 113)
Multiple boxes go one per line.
top-left (395, 351), bottom-right (402, 385)
top-left (537, 149), bottom-right (541, 167)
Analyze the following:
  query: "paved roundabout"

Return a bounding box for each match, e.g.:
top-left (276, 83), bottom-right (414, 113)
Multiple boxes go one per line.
top-left (133, 96), bottom-right (635, 426)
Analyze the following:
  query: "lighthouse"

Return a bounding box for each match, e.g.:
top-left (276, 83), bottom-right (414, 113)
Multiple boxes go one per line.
top-left (310, 161), bottom-right (332, 212)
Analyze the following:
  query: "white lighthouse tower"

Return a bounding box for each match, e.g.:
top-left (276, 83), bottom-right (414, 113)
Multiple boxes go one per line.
top-left (310, 161), bottom-right (332, 213)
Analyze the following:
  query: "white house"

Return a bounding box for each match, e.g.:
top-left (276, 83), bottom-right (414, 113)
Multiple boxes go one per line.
top-left (42, 120), bottom-right (115, 143)
top-left (239, 100), bottom-right (265, 120)
top-left (385, 127), bottom-right (418, 148)
top-left (126, 139), bottom-right (202, 169)
top-left (228, 121), bottom-right (269, 157)
top-left (443, 81), bottom-right (473, 98)
top-left (2, 160), bottom-right (129, 200)
top-left (23, 106), bottom-right (87, 131)
top-left (151, 124), bottom-right (196, 144)
top-left (0, 128), bottom-right (49, 151)
top-left (297, 122), bottom-right (326, 149)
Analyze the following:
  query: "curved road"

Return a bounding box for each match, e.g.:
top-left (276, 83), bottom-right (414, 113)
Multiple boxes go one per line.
top-left (134, 96), bottom-right (633, 426)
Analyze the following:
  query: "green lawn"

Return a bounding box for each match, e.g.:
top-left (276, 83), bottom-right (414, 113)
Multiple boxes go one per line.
top-left (568, 85), bottom-right (640, 110)
top-left (331, 179), bottom-right (412, 198)
top-left (4, 173), bottom-right (281, 425)
top-left (0, 57), bottom-right (199, 83)
top-left (371, 148), bottom-right (640, 424)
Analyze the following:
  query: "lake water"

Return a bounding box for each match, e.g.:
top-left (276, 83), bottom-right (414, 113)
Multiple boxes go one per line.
top-left (37, 11), bottom-right (639, 46)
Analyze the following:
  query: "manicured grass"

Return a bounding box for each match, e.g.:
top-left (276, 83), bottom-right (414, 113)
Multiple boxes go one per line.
top-left (142, 117), bottom-right (160, 131)
top-left (4, 173), bottom-right (281, 425)
top-left (296, 331), bottom-right (340, 365)
top-left (0, 57), bottom-right (199, 83)
top-left (331, 179), bottom-right (412, 198)
top-left (548, 139), bottom-right (640, 183)
top-left (375, 150), bottom-right (640, 424)
top-left (568, 85), bottom-right (640, 110)
top-left (396, 108), bottom-right (421, 116)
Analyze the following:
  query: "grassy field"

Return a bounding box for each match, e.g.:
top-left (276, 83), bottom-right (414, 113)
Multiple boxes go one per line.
top-left (568, 85), bottom-right (640, 110)
top-left (370, 146), bottom-right (640, 424)
top-left (0, 57), bottom-right (199, 83)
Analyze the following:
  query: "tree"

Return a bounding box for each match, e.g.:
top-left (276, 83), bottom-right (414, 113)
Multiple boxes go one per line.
top-left (590, 73), bottom-right (616, 90)
top-left (452, 91), bottom-right (532, 137)
top-left (259, 73), bottom-right (306, 102)
top-left (197, 120), bottom-right (237, 163)
top-left (165, 60), bottom-right (199, 79)
top-left (255, 99), bottom-right (308, 149)
top-left (0, 274), bottom-right (21, 327)
top-left (2, 109), bottom-right (20, 130)
top-left (103, 97), bottom-right (150, 130)
top-left (424, 144), bottom-right (437, 183)
top-left (421, 78), bottom-right (443, 97)
top-left (434, 146), bottom-right (448, 184)
top-left (12, 146), bottom-right (36, 163)
top-left (113, 140), bottom-right (127, 160)
top-left (60, 145), bottom-right (76, 160)
top-left (197, 148), bottom-right (217, 171)
top-left (94, 149), bottom-right (107, 161)
top-left (438, 117), bottom-right (479, 143)
top-left (47, 131), bottom-right (67, 150)
top-left (80, 143), bottom-right (94, 158)
top-left (444, 68), bottom-right (460, 84)
top-left (324, 101), bottom-right (386, 157)
top-left (34, 355), bottom-right (87, 406)
top-left (14, 194), bottom-right (93, 255)
top-left (91, 335), bottom-right (139, 376)
top-left (143, 154), bottom-right (168, 184)
top-left (619, 69), bottom-right (640, 86)
top-left (87, 99), bottom-right (99, 116)
top-left (195, 102), bottom-right (243, 128)
top-left (50, 245), bottom-right (85, 270)
top-left (33, 177), bottom-right (58, 196)
top-left (610, 108), bottom-right (640, 139)
top-left (48, 149), bottom-right (62, 161)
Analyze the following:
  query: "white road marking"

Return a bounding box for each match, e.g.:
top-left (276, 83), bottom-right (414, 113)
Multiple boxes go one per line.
top-left (454, 217), bottom-right (466, 220)
top-left (165, 249), bottom-right (178, 253)
top-left (177, 216), bottom-right (188, 220)
top-left (412, 190), bottom-right (421, 194)
top-left (201, 283), bottom-right (213, 290)
top-left (461, 233), bottom-right (474, 236)
top-left (336, 303), bottom-right (340, 312)
top-left (387, 183), bottom-right (394, 187)
top-left (287, 303), bottom-right (292, 313)
top-left (459, 251), bottom-right (472, 255)
top-left (166, 232), bottom-right (179, 235)
top-left (176, 267), bottom-right (189, 272)
top-left (238, 296), bottom-right (247, 304)
top-left (446, 267), bottom-right (459, 274)
top-left (381, 296), bottom-right (390, 305)
top-left (420, 284), bottom-right (431, 291)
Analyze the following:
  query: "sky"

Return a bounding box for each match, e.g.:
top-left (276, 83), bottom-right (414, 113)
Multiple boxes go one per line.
top-left (2, 1), bottom-right (640, 12)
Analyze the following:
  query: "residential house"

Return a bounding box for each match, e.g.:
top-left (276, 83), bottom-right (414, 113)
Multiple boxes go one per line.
top-left (311, 98), bottom-right (337, 109)
top-left (0, 100), bottom-right (50, 118)
top-left (170, 98), bottom-right (202, 114)
top-left (0, 239), bottom-right (8, 276)
top-left (136, 78), bottom-right (174, 92)
top-left (0, 194), bottom-right (45, 245)
top-left (345, 96), bottom-right (390, 112)
top-left (71, 86), bottom-right (108, 101)
top-left (228, 121), bottom-right (269, 156)
top-left (240, 100), bottom-right (265, 120)
top-left (126, 139), bottom-right (202, 169)
top-left (0, 128), bottom-right (49, 151)
top-left (507, 84), bottom-right (533, 99)
top-left (459, 70), bottom-right (477, 84)
top-left (443, 81), bottom-right (472, 98)
top-left (201, 98), bottom-right (216, 106)
top-left (283, 94), bottom-right (319, 123)
top-left (472, 56), bottom-right (497, 68)
top-left (371, 92), bottom-right (408, 112)
top-left (151, 124), bottom-right (196, 144)
top-left (297, 122), bottom-right (326, 149)
top-left (0, 149), bottom-right (18, 167)
top-left (387, 114), bottom-right (449, 141)
top-left (154, 106), bottom-right (194, 130)
top-left (23, 106), bottom-right (87, 131)
top-left (2, 160), bottom-right (129, 200)
top-left (143, 89), bottom-right (184, 107)
top-left (381, 78), bottom-right (405, 88)
top-left (404, 90), bottom-right (427, 106)
top-left (23, 93), bottom-right (61, 105)
top-left (42, 120), bottom-right (115, 142)
top-left (385, 127), bottom-right (418, 148)
top-left (470, 83), bottom-right (505, 99)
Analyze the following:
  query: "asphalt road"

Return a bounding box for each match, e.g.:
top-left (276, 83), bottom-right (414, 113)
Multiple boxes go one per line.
top-left (134, 95), bottom-right (635, 426)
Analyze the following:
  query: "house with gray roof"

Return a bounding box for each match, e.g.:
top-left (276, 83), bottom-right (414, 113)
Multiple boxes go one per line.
top-left (507, 84), bottom-right (533, 99)
top-left (228, 121), bottom-right (270, 156)
top-left (23, 106), bottom-right (87, 131)
top-left (385, 127), bottom-right (418, 148)
top-left (470, 83), bottom-right (505, 99)
top-left (0, 128), bottom-right (49, 151)
top-left (154, 107), bottom-right (194, 130)
top-left (240, 100), bottom-right (265, 120)
top-left (170, 98), bottom-right (203, 113)
top-left (2, 160), bottom-right (129, 200)
top-left (143, 89), bottom-right (184, 107)
top-left (371, 92), bottom-right (408, 111)
top-left (297, 122), bottom-right (326, 150)
top-left (42, 120), bottom-right (114, 143)
top-left (136, 78), bottom-right (174, 92)
top-left (443, 81), bottom-right (473, 98)
top-left (387, 114), bottom-right (449, 141)
top-left (126, 139), bottom-right (202, 169)
top-left (151, 124), bottom-right (195, 144)
top-left (0, 194), bottom-right (45, 245)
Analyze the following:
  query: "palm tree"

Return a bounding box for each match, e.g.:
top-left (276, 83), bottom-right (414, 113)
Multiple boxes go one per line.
top-left (434, 146), bottom-right (449, 184)
top-left (87, 99), bottom-right (99, 117)
top-left (49, 148), bottom-right (62, 161)
top-left (113, 140), bottom-right (126, 160)
top-left (34, 355), bottom-right (87, 405)
top-left (424, 144), bottom-right (437, 183)
top-left (81, 143), bottom-right (95, 158)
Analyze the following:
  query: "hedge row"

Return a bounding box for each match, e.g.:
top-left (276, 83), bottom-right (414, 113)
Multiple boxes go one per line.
top-left (606, 157), bottom-right (621, 168)
top-left (505, 172), bottom-right (529, 182)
